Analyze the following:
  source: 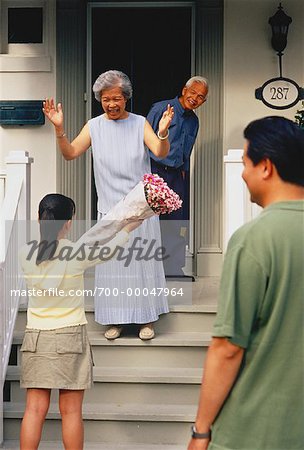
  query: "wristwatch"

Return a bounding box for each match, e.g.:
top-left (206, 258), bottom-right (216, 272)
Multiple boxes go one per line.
top-left (191, 425), bottom-right (211, 439)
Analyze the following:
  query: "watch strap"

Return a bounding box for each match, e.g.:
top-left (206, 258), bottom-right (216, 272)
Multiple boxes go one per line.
top-left (191, 425), bottom-right (211, 439)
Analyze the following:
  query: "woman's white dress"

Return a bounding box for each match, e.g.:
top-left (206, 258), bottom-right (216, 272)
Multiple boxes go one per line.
top-left (89, 113), bottom-right (169, 324)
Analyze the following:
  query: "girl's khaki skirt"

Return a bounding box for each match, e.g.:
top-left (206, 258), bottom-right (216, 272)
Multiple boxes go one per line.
top-left (20, 324), bottom-right (93, 390)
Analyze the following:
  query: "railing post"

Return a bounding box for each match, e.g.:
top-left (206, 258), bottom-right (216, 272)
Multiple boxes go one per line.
top-left (0, 266), bottom-right (3, 446)
top-left (224, 149), bottom-right (261, 251)
top-left (5, 151), bottom-right (34, 233)
top-left (0, 151), bottom-right (33, 446)
top-left (0, 170), bottom-right (6, 206)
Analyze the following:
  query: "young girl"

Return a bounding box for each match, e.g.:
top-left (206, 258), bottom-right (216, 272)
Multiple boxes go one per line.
top-left (19, 193), bottom-right (140, 450)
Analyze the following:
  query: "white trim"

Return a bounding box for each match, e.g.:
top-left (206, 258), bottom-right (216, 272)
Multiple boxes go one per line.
top-left (197, 252), bottom-right (222, 277)
top-left (187, 2), bottom-right (196, 261)
top-left (198, 246), bottom-right (222, 253)
top-left (0, 0), bottom-right (53, 72)
top-left (0, 54), bottom-right (51, 71)
top-left (1, 0), bottom-right (46, 53)
top-left (0, 151), bottom-right (33, 446)
top-left (190, 2), bottom-right (196, 75)
top-left (223, 149), bottom-right (262, 250)
top-left (85, 3), bottom-right (93, 220)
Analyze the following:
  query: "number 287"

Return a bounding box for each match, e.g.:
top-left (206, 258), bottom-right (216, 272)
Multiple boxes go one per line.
top-left (270, 87), bottom-right (289, 100)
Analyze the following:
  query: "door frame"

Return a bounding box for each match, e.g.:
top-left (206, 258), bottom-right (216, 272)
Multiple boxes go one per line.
top-left (86, 1), bottom-right (196, 121)
top-left (86, 0), bottom-right (196, 265)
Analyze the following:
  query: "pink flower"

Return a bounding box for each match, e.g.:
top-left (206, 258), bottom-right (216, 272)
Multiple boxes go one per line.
top-left (143, 173), bottom-right (182, 215)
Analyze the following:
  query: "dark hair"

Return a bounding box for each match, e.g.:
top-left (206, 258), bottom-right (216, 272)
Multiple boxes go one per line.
top-left (36, 193), bottom-right (75, 265)
top-left (244, 116), bottom-right (304, 186)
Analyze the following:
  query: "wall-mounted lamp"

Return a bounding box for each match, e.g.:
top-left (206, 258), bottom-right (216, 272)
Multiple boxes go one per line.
top-left (268, 2), bottom-right (292, 77)
top-left (255, 2), bottom-right (303, 110)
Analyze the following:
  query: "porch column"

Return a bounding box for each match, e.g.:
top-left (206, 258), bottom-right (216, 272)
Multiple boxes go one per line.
top-left (193, 2), bottom-right (224, 276)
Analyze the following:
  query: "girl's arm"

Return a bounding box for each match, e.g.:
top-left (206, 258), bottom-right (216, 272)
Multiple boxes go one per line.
top-left (75, 221), bottom-right (144, 270)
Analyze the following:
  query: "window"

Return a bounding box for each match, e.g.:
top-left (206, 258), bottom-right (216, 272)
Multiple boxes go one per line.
top-left (8, 7), bottom-right (43, 44)
top-left (0, 1), bottom-right (51, 72)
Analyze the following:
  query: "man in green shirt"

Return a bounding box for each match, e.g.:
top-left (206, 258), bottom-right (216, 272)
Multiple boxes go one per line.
top-left (188, 116), bottom-right (304, 450)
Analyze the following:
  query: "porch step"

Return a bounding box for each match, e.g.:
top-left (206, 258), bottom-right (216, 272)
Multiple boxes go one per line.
top-left (7, 366), bottom-right (203, 404)
top-left (2, 442), bottom-right (185, 450)
top-left (4, 402), bottom-right (196, 443)
top-left (14, 304), bottom-right (217, 333)
top-left (13, 331), bottom-right (211, 368)
top-left (13, 330), bottom-right (211, 346)
top-left (4, 401), bottom-right (196, 421)
top-left (7, 365), bottom-right (203, 384)
top-left (4, 277), bottom-right (217, 445)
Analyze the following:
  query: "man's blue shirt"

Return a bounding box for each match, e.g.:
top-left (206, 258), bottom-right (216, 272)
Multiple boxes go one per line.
top-left (147, 96), bottom-right (199, 171)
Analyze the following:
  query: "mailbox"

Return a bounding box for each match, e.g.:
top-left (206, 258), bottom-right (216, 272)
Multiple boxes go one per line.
top-left (0, 100), bottom-right (45, 125)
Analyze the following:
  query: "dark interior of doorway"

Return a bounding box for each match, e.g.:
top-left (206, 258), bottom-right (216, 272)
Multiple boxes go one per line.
top-left (91, 6), bottom-right (192, 219)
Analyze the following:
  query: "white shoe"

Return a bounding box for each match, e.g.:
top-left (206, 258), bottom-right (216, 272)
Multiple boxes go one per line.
top-left (139, 324), bottom-right (155, 340)
top-left (104, 326), bottom-right (123, 340)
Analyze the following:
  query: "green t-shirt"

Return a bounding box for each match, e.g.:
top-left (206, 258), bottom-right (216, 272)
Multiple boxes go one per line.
top-left (210, 201), bottom-right (304, 450)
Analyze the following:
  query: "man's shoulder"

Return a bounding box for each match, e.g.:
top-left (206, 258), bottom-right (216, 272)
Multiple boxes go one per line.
top-left (228, 202), bottom-right (302, 251)
top-left (187, 110), bottom-right (199, 122)
top-left (227, 212), bottom-right (271, 252)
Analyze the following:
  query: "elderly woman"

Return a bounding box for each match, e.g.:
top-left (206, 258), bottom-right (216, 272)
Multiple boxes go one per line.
top-left (43, 70), bottom-right (174, 340)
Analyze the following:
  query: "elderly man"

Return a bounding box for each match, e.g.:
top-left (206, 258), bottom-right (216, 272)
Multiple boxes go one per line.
top-left (147, 76), bottom-right (208, 279)
top-left (188, 116), bottom-right (304, 450)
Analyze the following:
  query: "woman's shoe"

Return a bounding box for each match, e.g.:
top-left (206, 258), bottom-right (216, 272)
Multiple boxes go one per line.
top-left (104, 325), bottom-right (123, 340)
top-left (139, 324), bottom-right (155, 340)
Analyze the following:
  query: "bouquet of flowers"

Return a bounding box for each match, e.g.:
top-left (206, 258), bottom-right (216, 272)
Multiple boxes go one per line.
top-left (143, 173), bottom-right (182, 214)
top-left (77, 174), bottom-right (182, 246)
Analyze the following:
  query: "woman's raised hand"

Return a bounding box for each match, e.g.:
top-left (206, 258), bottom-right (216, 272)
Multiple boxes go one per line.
top-left (43, 98), bottom-right (64, 128)
top-left (158, 104), bottom-right (174, 137)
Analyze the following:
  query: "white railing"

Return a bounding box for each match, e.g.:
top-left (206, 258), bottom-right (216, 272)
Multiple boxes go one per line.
top-left (224, 149), bottom-right (261, 250)
top-left (0, 170), bottom-right (6, 206)
top-left (0, 151), bottom-right (33, 445)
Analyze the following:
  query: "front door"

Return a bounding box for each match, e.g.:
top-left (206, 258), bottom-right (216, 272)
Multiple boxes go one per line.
top-left (89, 3), bottom-right (193, 218)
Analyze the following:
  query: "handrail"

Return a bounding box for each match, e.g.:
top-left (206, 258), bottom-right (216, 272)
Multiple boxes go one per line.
top-left (0, 151), bottom-right (33, 445)
top-left (0, 171), bottom-right (6, 206)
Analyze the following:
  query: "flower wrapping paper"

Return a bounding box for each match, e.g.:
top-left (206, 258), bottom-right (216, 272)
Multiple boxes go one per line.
top-left (77, 175), bottom-right (182, 247)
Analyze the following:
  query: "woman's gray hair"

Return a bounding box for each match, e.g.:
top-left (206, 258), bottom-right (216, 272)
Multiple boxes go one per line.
top-left (92, 70), bottom-right (133, 101)
top-left (185, 76), bottom-right (209, 90)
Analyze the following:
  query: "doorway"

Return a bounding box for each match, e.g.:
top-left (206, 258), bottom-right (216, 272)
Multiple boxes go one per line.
top-left (88, 2), bottom-right (194, 218)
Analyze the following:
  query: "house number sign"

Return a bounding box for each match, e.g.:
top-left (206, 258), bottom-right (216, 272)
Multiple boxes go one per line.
top-left (255, 77), bottom-right (304, 110)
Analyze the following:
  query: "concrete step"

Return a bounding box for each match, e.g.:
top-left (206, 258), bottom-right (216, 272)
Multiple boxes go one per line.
top-left (4, 276), bottom-right (217, 445)
top-left (7, 365), bottom-right (203, 384)
top-left (14, 304), bottom-right (217, 333)
top-left (12, 331), bottom-right (211, 368)
top-left (7, 366), bottom-right (203, 404)
top-left (3, 442), bottom-right (185, 450)
top-left (81, 274), bottom-right (220, 304)
top-left (4, 402), bottom-right (196, 444)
